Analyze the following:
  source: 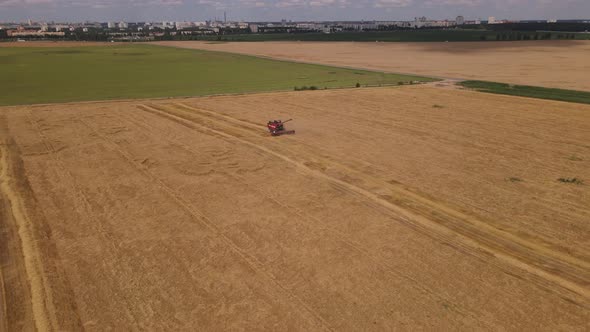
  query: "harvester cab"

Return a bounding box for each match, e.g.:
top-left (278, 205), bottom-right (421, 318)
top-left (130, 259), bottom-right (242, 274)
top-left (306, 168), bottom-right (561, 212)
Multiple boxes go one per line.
top-left (267, 119), bottom-right (295, 136)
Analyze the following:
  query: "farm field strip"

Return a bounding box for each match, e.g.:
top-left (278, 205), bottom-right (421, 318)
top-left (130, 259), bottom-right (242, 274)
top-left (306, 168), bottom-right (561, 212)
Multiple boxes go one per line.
top-left (459, 80), bottom-right (590, 105)
top-left (154, 40), bottom-right (590, 91)
top-left (1, 86), bottom-right (589, 330)
top-left (0, 44), bottom-right (433, 106)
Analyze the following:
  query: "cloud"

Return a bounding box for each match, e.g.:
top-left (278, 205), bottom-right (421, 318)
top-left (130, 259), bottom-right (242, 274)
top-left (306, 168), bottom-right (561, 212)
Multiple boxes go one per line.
top-left (0, 0), bottom-right (183, 7)
top-left (0, 0), bottom-right (52, 6)
top-left (374, 0), bottom-right (414, 8)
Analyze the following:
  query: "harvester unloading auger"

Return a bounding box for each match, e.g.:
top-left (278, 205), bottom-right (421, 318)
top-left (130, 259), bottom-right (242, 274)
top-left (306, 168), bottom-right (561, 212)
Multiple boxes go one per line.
top-left (267, 119), bottom-right (295, 136)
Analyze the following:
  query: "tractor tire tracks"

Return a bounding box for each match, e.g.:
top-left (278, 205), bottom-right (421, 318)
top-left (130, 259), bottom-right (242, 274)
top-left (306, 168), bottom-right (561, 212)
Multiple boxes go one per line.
top-left (76, 116), bottom-right (334, 332)
top-left (24, 112), bottom-right (141, 330)
top-left (119, 107), bottom-right (495, 325)
top-left (0, 136), bottom-right (53, 331)
top-left (138, 102), bottom-right (590, 304)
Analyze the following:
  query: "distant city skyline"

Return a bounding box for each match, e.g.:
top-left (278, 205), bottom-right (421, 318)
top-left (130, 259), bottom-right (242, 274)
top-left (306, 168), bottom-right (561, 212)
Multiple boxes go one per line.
top-left (1, 0), bottom-right (589, 22)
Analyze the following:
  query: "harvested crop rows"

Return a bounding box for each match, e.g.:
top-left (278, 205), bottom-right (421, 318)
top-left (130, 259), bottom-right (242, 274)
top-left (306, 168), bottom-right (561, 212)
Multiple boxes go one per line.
top-left (1, 86), bottom-right (589, 330)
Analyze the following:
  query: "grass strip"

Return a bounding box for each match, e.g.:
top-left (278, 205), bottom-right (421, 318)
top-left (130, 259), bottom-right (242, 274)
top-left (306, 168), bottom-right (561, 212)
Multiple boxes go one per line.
top-left (459, 80), bottom-right (590, 105)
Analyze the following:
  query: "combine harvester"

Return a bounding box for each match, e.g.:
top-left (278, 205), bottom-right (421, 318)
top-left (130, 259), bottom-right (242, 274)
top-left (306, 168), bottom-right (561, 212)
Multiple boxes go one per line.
top-left (267, 119), bottom-right (295, 136)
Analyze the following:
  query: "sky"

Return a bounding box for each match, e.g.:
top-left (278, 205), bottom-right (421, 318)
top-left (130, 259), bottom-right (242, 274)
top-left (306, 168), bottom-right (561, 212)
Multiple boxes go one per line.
top-left (0, 0), bottom-right (589, 22)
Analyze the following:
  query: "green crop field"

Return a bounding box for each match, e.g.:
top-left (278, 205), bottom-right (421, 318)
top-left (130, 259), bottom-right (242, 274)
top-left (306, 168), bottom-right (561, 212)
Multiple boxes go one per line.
top-left (0, 44), bottom-right (435, 106)
top-left (459, 81), bottom-right (590, 105)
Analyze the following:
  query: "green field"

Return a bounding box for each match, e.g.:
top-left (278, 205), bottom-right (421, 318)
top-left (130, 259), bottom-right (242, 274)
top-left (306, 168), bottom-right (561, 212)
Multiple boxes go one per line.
top-left (459, 81), bottom-right (590, 105)
top-left (0, 44), bottom-right (434, 106)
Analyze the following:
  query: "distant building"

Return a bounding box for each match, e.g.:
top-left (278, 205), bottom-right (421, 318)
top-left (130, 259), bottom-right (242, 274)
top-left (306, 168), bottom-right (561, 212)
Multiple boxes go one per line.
top-left (175, 21), bottom-right (192, 30)
top-left (456, 16), bottom-right (465, 25)
top-left (412, 16), bottom-right (428, 28)
top-left (107, 22), bottom-right (116, 28)
top-left (296, 23), bottom-right (322, 31)
top-left (410, 17), bottom-right (452, 28)
top-left (118, 21), bottom-right (128, 29)
top-left (7, 29), bottom-right (65, 37)
top-left (249, 24), bottom-right (258, 33)
top-left (547, 19), bottom-right (557, 23)
top-left (340, 22), bottom-right (378, 31)
top-left (488, 16), bottom-right (496, 24)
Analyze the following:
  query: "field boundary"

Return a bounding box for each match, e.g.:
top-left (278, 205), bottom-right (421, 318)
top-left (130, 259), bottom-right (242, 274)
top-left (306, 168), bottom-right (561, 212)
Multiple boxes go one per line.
top-left (0, 142), bottom-right (53, 331)
top-left (148, 42), bottom-right (451, 82)
top-left (459, 80), bottom-right (590, 105)
top-left (7, 81), bottom-right (590, 112)
top-left (0, 250), bottom-right (7, 332)
top-left (0, 83), bottom-right (434, 109)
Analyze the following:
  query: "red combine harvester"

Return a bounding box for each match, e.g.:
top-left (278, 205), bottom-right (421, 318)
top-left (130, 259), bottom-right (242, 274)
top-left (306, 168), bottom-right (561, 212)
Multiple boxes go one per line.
top-left (267, 119), bottom-right (295, 136)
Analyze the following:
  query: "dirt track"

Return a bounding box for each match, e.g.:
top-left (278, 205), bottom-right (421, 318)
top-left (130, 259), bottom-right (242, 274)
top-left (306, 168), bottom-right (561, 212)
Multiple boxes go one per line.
top-left (1, 86), bottom-right (589, 330)
top-left (154, 40), bottom-right (590, 91)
